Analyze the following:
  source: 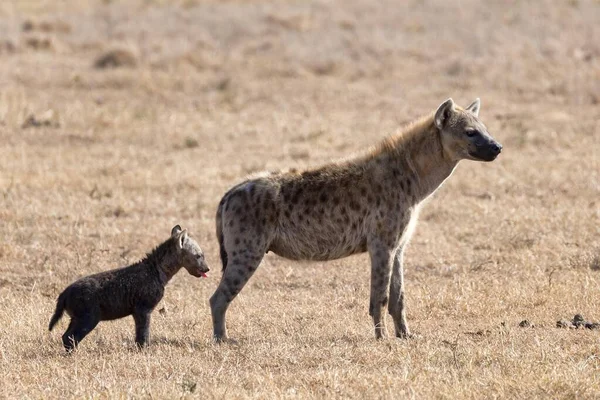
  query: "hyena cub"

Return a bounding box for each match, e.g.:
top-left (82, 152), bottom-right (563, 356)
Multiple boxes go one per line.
top-left (49, 225), bottom-right (209, 351)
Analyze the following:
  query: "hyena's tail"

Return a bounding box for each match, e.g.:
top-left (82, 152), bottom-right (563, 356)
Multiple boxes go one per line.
top-left (216, 197), bottom-right (228, 271)
top-left (48, 291), bottom-right (67, 331)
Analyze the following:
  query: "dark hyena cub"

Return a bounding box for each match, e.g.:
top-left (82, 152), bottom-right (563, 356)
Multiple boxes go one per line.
top-left (49, 225), bottom-right (209, 351)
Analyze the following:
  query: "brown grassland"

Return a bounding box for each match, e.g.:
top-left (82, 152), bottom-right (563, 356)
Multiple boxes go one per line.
top-left (1, 0), bottom-right (599, 398)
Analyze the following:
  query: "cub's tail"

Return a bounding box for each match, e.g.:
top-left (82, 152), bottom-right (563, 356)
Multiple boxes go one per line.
top-left (48, 291), bottom-right (67, 331)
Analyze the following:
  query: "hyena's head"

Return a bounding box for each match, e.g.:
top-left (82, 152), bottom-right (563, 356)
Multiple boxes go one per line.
top-left (434, 98), bottom-right (502, 162)
top-left (171, 225), bottom-right (210, 278)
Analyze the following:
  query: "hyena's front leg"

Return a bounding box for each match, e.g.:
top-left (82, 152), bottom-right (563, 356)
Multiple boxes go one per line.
top-left (389, 246), bottom-right (411, 338)
top-left (368, 239), bottom-right (394, 339)
top-left (133, 309), bottom-right (151, 348)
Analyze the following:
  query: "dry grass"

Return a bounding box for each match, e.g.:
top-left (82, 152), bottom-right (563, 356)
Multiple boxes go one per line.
top-left (1, 0), bottom-right (599, 398)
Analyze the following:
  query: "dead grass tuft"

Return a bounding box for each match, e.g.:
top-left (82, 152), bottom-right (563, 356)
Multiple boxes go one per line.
top-left (21, 109), bottom-right (60, 128)
top-left (94, 47), bottom-right (139, 69)
top-left (0, 39), bottom-right (16, 53)
top-left (568, 248), bottom-right (600, 271)
top-left (589, 252), bottom-right (600, 271)
top-left (23, 34), bottom-right (56, 51)
top-left (22, 19), bottom-right (72, 34)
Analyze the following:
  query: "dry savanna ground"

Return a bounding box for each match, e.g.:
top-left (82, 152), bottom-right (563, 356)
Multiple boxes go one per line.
top-left (1, 0), bottom-right (599, 398)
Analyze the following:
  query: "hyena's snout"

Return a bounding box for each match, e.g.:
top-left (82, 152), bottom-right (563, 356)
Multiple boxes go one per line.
top-left (188, 260), bottom-right (210, 278)
top-left (199, 262), bottom-right (210, 276)
top-left (474, 138), bottom-right (502, 162)
top-left (487, 140), bottom-right (502, 159)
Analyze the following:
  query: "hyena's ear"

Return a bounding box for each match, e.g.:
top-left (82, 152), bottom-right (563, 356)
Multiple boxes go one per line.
top-left (171, 225), bottom-right (182, 237)
top-left (466, 98), bottom-right (481, 117)
top-left (434, 98), bottom-right (455, 130)
top-left (176, 230), bottom-right (188, 250)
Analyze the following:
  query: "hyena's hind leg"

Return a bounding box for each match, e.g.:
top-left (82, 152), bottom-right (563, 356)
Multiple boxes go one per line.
top-left (210, 184), bottom-right (275, 342)
top-left (61, 319), bottom-right (76, 350)
top-left (210, 251), bottom-right (265, 342)
top-left (368, 238), bottom-right (395, 339)
top-left (62, 314), bottom-right (99, 351)
top-left (388, 246), bottom-right (411, 338)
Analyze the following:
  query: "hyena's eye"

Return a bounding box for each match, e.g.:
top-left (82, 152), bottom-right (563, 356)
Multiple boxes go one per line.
top-left (465, 130), bottom-right (478, 138)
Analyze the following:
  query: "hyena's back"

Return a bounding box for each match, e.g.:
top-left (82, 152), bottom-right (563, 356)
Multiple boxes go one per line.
top-left (217, 166), bottom-right (380, 266)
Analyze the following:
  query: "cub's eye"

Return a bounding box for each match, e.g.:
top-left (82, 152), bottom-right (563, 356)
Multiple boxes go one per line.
top-left (465, 130), bottom-right (478, 138)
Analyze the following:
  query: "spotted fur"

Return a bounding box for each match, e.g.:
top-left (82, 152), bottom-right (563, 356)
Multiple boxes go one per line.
top-left (210, 98), bottom-right (502, 341)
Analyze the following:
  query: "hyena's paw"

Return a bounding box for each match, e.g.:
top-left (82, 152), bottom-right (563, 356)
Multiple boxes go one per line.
top-left (396, 331), bottom-right (420, 340)
top-left (134, 342), bottom-right (150, 351)
top-left (213, 336), bottom-right (239, 345)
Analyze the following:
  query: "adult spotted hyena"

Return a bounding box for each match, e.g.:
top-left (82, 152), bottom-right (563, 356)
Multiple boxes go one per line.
top-left (210, 98), bottom-right (502, 341)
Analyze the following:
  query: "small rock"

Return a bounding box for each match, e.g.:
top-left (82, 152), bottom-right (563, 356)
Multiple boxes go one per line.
top-left (112, 206), bottom-right (125, 218)
top-left (184, 137), bottom-right (199, 148)
top-left (215, 77), bottom-right (230, 91)
top-left (584, 322), bottom-right (600, 330)
top-left (557, 320), bottom-right (573, 328)
top-left (519, 320), bottom-right (534, 328)
top-left (573, 314), bottom-right (586, 327)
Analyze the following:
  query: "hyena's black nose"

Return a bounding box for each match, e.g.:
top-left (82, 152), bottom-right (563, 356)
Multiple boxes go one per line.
top-left (490, 142), bottom-right (502, 155)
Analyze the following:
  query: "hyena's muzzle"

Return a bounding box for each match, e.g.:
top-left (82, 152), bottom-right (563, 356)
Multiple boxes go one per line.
top-left (469, 132), bottom-right (502, 162)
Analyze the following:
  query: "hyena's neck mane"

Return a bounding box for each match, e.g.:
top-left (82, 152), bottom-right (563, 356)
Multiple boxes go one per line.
top-left (369, 113), bottom-right (458, 203)
top-left (143, 238), bottom-right (180, 285)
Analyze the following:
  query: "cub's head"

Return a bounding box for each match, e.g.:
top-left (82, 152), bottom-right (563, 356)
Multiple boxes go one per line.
top-left (171, 225), bottom-right (209, 278)
top-left (434, 98), bottom-right (502, 162)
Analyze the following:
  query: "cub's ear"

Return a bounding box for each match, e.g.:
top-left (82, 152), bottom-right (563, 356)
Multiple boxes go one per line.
top-left (466, 98), bottom-right (481, 117)
top-left (171, 225), bottom-right (182, 237)
top-left (176, 230), bottom-right (188, 250)
top-left (434, 98), bottom-right (455, 130)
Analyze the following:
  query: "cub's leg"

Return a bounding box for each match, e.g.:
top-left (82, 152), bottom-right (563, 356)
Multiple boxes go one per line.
top-left (61, 319), bottom-right (76, 351)
top-left (63, 314), bottom-right (99, 351)
top-left (133, 310), bottom-right (151, 348)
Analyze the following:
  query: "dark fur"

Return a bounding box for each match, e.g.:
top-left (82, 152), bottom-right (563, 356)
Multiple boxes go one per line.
top-left (216, 199), bottom-right (228, 271)
top-left (216, 182), bottom-right (248, 271)
top-left (49, 228), bottom-right (208, 351)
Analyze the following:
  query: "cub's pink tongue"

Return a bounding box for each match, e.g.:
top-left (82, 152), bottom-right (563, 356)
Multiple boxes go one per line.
top-left (201, 272), bottom-right (208, 278)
